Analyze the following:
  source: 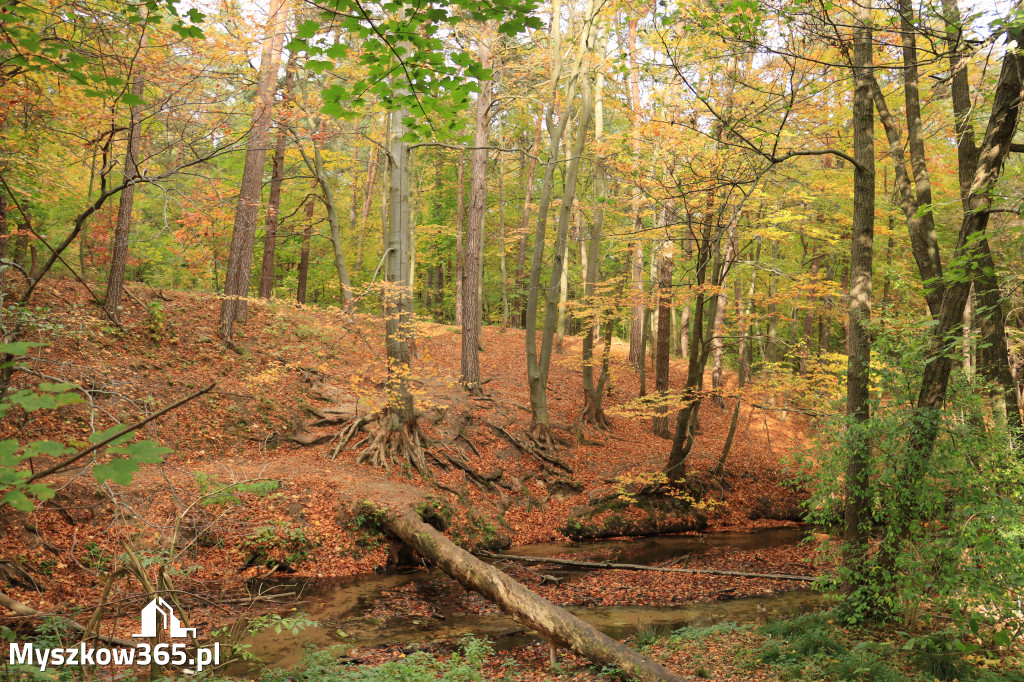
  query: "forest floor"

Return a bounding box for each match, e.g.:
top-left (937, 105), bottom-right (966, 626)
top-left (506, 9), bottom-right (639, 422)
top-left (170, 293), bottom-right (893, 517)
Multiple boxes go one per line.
top-left (0, 277), bottom-right (924, 680)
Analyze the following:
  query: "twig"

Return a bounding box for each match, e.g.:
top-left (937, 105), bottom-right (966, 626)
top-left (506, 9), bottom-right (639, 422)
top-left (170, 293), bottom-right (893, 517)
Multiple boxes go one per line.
top-left (27, 383), bottom-right (215, 483)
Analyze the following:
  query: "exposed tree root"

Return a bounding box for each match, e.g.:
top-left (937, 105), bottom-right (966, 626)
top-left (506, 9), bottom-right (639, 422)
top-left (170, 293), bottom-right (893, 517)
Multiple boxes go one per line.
top-left (486, 420), bottom-right (573, 473)
top-left (356, 413), bottom-right (429, 476)
top-left (578, 392), bottom-right (613, 430)
top-left (327, 412), bottom-right (380, 459)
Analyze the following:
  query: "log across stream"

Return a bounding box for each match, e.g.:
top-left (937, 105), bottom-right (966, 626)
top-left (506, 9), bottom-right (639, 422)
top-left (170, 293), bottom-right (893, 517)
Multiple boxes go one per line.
top-left (230, 526), bottom-right (822, 674)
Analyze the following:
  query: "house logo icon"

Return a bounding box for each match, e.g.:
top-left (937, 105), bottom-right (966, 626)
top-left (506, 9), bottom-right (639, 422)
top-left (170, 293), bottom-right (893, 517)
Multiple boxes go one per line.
top-left (133, 597), bottom-right (197, 638)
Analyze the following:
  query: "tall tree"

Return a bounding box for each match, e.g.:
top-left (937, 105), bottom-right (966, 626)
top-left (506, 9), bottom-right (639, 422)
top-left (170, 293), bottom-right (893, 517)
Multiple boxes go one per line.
top-left (842, 0), bottom-right (875, 595)
top-left (103, 40), bottom-right (146, 322)
top-left (219, 0), bottom-right (286, 341)
top-left (461, 22), bottom-right (494, 394)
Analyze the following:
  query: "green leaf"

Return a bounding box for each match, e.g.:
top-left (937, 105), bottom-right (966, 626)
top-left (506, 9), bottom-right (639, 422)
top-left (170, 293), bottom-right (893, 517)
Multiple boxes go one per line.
top-left (9, 391), bottom-right (56, 411)
top-left (89, 426), bottom-right (134, 446)
top-left (37, 382), bottom-right (76, 393)
top-left (123, 440), bottom-right (171, 463)
top-left (0, 342), bottom-right (42, 356)
top-left (122, 93), bottom-right (145, 107)
top-left (2, 490), bottom-right (34, 512)
top-left (24, 441), bottom-right (76, 458)
top-left (296, 19), bottom-right (320, 39)
top-left (93, 458), bottom-right (141, 486)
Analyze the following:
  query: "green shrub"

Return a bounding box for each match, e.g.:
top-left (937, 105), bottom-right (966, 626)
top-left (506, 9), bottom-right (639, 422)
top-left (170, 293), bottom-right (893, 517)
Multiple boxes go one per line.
top-left (240, 523), bottom-right (319, 570)
top-left (260, 636), bottom-right (494, 681)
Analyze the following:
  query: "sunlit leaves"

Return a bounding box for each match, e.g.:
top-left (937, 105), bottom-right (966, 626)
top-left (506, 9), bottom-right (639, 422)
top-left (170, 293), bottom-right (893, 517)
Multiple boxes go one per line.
top-left (287, 0), bottom-right (541, 140)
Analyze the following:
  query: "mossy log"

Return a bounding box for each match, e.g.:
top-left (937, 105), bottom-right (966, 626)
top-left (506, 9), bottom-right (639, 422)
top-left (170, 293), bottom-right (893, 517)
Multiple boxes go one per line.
top-left (383, 505), bottom-right (684, 682)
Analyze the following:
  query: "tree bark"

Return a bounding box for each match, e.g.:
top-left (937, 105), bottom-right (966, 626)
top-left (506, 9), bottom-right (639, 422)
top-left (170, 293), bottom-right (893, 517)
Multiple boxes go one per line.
top-left (513, 115), bottom-right (543, 328)
top-left (103, 60), bottom-right (145, 322)
top-left (461, 23), bottom-right (494, 393)
top-left (842, 0), bottom-right (875, 595)
top-left (454, 152), bottom-right (465, 326)
top-left (258, 65), bottom-right (294, 299)
top-left (653, 239), bottom-right (674, 437)
top-left (382, 505), bottom-right (685, 682)
top-left (219, 0), bottom-right (286, 340)
top-left (296, 180), bottom-right (316, 304)
top-left (941, 0), bottom-right (1023, 441)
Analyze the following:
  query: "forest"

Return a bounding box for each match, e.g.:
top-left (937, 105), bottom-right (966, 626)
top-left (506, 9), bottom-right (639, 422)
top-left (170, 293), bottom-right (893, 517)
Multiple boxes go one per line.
top-left (1, 0), bottom-right (1023, 679)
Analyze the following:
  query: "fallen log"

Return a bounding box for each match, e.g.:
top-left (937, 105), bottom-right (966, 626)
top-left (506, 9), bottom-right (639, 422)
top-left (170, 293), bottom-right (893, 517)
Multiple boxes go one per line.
top-left (382, 504), bottom-right (684, 682)
top-left (476, 551), bottom-right (816, 582)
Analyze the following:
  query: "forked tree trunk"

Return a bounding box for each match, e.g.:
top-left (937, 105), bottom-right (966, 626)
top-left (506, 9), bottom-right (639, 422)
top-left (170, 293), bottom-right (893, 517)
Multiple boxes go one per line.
top-left (526, 0), bottom-right (586, 444)
top-left (103, 62), bottom-right (145, 322)
top-left (219, 0), bottom-right (286, 340)
top-left (258, 64), bottom-right (293, 299)
top-left (942, 0), bottom-right (1023, 442)
top-left (381, 504), bottom-right (684, 682)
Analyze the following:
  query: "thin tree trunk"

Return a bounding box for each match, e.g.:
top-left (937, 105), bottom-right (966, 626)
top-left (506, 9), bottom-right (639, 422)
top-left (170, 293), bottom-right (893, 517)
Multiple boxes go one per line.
top-left (296, 180), bottom-right (316, 305)
top-left (258, 65), bottom-right (294, 299)
top-left (629, 240), bottom-right (645, 368)
top-left (581, 41), bottom-right (611, 429)
top-left (219, 0), bottom-right (286, 341)
top-left (716, 238), bottom-right (761, 475)
top-left (513, 115), bottom-right (543, 328)
top-left (653, 239), bottom-right (674, 438)
top-left (354, 141), bottom-right (380, 276)
top-left (454, 152), bottom-right (465, 326)
top-left (103, 60), bottom-right (145, 322)
top-left (498, 153), bottom-right (508, 330)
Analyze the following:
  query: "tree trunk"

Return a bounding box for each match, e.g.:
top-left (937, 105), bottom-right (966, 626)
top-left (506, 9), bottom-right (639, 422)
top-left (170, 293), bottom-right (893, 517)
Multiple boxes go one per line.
top-left (454, 152), bottom-right (465, 326)
top-left (941, 0), bottom-right (1023, 442)
top-left (355, 139), bottom-right (380, 275)
top-left (716, 238), bottom-right (761, 476)
top-left (842, 0), bottom-right (874, 595)
top-left (526, 0), bottom-right (589, 445)
top-left (258, 66), bottom-right (294, 299)
top-left (461, 23), bottom-right (493, 393)
top-left (498, 153), bottom-right (509, 330)
top-left (580, 41), bottom-right (611, 429)
top-left (381, 505), bottom-right (684, 682)
top-left (653, 240), bottom-right (674, 437)
top-left (219, 0), bottom-right (286, 341)
top-left (296, 180), bottom-right (316, 305)
top-left (103, 62), bottom-right (145, 322)
top-left (628, 240), bottom-right (645, 368)
top-left (513, 115), bottom-right (543, 328)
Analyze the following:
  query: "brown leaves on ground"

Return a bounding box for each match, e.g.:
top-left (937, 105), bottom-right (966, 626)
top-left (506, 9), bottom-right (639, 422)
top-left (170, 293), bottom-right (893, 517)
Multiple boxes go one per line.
top-left (0, 280), bottom-right (816, 644)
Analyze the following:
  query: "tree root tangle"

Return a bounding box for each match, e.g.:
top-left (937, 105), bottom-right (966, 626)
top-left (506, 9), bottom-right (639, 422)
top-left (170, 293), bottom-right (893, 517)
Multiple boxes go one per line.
top-left (355, 414), bottom-right (429, 476)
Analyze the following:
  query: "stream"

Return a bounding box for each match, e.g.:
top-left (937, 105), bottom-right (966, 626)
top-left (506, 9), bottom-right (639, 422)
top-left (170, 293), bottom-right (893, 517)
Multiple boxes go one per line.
top-left (231, 527), bottom-right (823, 672)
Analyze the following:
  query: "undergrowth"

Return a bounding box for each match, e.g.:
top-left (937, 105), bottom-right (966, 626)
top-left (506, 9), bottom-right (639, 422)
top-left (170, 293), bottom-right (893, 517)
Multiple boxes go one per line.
top-left (258, 636), bottom-right (497, 681)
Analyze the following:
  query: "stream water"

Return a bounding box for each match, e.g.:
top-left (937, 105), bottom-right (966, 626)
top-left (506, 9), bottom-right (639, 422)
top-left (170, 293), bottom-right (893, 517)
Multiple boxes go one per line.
top-left (232, 527), bottom-right (823, 672)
